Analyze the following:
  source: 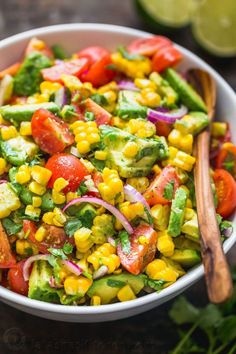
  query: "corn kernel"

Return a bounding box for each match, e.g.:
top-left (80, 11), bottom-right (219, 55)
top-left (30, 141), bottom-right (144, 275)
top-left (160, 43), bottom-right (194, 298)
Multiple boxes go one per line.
top-left (61, 74), bottom-right (82, 91)
top-left (117, 285), bottom-right (136, 302)
top-left (152, 164), bottom-right (162, 175)
top-left (40, 81), bottom-right (62, 95)
top-left (1, 126), bottom-right (18, 140)
top-left (19, 122), bottom-right (32, 136)
top-left (173, 151), bottom-right (196, 172)
top-left (15, 171), bottom-right (31, 184)
top-left (28, 181), bottom-right (46, 195)
top-left (0, 158), bottom-right (7, 175)
top-left (64, 275), bottom-right (93, 296)
top-left (31, 166), bottom-right (52, 186)
top-left (42, 212), bottom-right (54, 225)
top-left (139, 89), bottom-right (161, 108)
top-left (123, 142), bottom-right (139, 158)
top-left (32, 196), bottom-right (42, 208)
top-left (211, 122), bottom-right (227, 137)
top-left (35, 226), bottom-right (46, 242)
top-left (53, 177), bottom-right (69, 192)
top-left (157, 231), bottom-right (175, 257)
top-left (77, 140), bottom-right (90, 154)
top-left (134, 78), bottom-right (156, 90)
top-left (16, 239), bottom-right (34, 256)
top-left (66, 191), bottom-right (78, 202)
top-left (139, 236), bottom-right (149, 245)
top-left (25, 205), bottom-right (41, 218)
top-left (94, 150), bottom-right (107, 160)
top-left (126, 177), bottom-right (149, 193)
top-left (146, 259), bottom-right (177, 282)
top-left (91, 295), bottom-right (101, 306)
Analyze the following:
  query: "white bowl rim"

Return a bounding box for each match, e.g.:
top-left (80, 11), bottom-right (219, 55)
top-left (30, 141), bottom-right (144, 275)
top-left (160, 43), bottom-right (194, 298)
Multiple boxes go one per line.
top-left (0, 23), bottom-right (235, 316)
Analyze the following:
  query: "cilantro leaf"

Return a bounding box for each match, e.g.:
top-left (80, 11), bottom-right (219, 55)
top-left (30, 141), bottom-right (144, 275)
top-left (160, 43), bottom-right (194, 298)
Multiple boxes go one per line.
top-left (90, 158), bottom-right (105, 172)
top-left (169, 296), bottom-right (200, 325)
top-left (64, 219), bottom-right (82, 237)
top-left (85, 111), bottom-right (95, 121)
top-left (63, 242), bottom-right (73, 255)
top-left (48, 242), bottom-right (73, 260)
top-left (118, 46), bottom-right (144, 61)
top-left (163, 179), bottom-right (175, 200)
top-left (119, 230), bottom-right (131, 254)
top-left (90, 93), bottom-right (108, 106)
top-left (77, 181), bottom-right (88, 196)
top-left (107, 279), bottom-right (126, 288)
top-left (141, 275), bottom-right (166, 291)
top-left (216, 316), bottom-right (236, 345)
top-left (2, 218), bottom-right (22, 236)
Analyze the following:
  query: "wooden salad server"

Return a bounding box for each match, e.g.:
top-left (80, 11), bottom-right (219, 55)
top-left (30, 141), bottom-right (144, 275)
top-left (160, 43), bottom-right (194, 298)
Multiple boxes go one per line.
top-left (188, 68), bottom-right (233, 303)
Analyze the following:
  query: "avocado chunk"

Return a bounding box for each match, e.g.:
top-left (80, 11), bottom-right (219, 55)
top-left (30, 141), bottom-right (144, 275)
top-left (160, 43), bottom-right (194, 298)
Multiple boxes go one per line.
top-left (28, 260), bottom-right (60, 303)
top-left (174, 111), bottom-right (209, 135)
top-left (116, 90), bottom-right (147, 119)
top-left (149, 72), bottom-right (178, 106)
top-left (168, 187), bottom-right (188, 237)
top-left (164, 68), bottom-right (207, 112)
top-left (41, 191), bottom-right (55, 211)
top-left (13, 52), bottom-right (52, 96)
top-left (181, 213), bottom-right (200, 242)
top-left (87, 273), bottom-right (144, 304)
top-left (0, 136), bottom-right (38, 166)
top-left (100, 125), bottom-right (169, 178)
top-left (170, 249), bottom-right (201, 268)
top-left (77, 203), bottom-right (97, 228)
top-left (173, 236), bottom-right (200, 251)
top-left (0, 102), bottom-right (59, 124)
top-left (0, 183), bottom-right (21, 218)
top-left (19, 186), bottom-right (34, 205)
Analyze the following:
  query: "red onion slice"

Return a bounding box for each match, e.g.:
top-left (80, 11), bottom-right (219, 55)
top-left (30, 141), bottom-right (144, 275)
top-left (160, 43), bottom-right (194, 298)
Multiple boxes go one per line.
top-left (0, 180), bottom-right (7, 184)
top-left (117, 80), bottom-right (140, 91)
top-left (23, 254), bottom-right (50, 281)
top-left (54, 87), bottom-right (67, 108)
top-left (93, 265), bottom-right (109, 279)
top-left (147, 105), bottom-right (188, 124)
top-left (107, 236), bottom-right (116, 247)
top-left (63, 196), bottom-right (134, 234)
top-left (62, 260), bottom-right (83, 276)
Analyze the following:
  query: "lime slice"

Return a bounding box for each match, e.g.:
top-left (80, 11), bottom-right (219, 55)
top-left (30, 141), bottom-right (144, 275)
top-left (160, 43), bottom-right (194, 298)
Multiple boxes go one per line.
top-left (192, 0), bottom-right (236, 57)
top-left (135, 0), bottom-right (192, 30)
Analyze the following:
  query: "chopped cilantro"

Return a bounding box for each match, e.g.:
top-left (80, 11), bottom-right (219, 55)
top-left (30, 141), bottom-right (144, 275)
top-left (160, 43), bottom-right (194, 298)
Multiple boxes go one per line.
top-left (48, 242), bottom-right (73, 260)
top-left (163, 179), bottom-right (175, 200)
top-left (107, 279), bottom-right (126, 288)
top-left (64, 219), bottom-right (82, 237)
top-left (119, 230), bottom-right (131, 254)
top-left (85, 111), bottom-right (95, 121)
top-left (142, 276), bottom-right (166, 291)
top-left (2, 218), bottom-right (22, 236)
top-left (118, 46), bottom-right (144, 61)
top-left (90, 93), bottom-right (108, 106)
top-left (77, 181), bottom-right (88, 196)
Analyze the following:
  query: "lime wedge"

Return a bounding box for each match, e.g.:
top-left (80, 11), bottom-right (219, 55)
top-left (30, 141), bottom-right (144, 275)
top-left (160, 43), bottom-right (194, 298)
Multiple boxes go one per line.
top-left (192, 0), bottom-right (236, 57)
top-left (135, 0), bottom-right (192, 30)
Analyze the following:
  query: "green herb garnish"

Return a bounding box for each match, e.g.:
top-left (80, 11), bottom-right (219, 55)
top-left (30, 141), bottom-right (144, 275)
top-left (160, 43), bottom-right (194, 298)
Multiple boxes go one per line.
top-left (119, 230), bottom-right (131, 254)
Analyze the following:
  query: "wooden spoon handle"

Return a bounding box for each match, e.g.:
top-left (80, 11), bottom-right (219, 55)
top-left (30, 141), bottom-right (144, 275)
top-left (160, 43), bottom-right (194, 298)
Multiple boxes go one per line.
top-left (194, 129), bottom-right (233, 303)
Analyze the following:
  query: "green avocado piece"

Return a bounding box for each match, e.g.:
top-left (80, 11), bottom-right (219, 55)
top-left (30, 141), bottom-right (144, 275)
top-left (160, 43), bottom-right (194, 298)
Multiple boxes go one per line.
top-left (0, 136), bottom-right (38, 166)
top-left (168, 187), bottom-right (188, 237)
top-left (170, 249), bottom-right (201, 267)
top-left (0, 102), bottom-right (59, 124)
top-left (77, 203), bottom-right (97, 228)
top-left (13, 52), bottom-right (52, 96)
top-left (116, 90), bottom-right (147, 119)
top-left (181, 213), bottom-right (200, 242)
top-left (173, 236), bottom-right (200, 251)
top-left (19, 186), bottom-right (34, 205)
top-left (41, 191), bottom-right (55, 211)
top-left (164, 68), bottom-right (207, 112)
top-left (87, 273), bottom-right (144, 304)
top-left (174, 111), bottom-right (209, 135)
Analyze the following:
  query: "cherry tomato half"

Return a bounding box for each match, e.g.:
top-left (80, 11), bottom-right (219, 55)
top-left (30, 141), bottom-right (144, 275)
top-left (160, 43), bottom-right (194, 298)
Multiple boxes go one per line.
top-left (41, 58), bottom-right (89, 83)
top-left (213, 169), bottom-right (236, 218)
top-left (152, 46), bottom-right (182, 72)
top-left (128, 36), bottom-right (172, 56)
top-left (155, 121), bottom-right (173, 138)
top-left (216, 143), bottom-right (236, 179)
top-left (31, 109), bottom-right (74, 155)
top-left (117, 224), bottom-right (157, 275)
top-left (144, 165), bottom-right (180, 206)
top-left (8, 261), bottom-right (29, 296)
top-left (83, 98), bottom-right (111, 126)
top-left (77, 46), bottom-right (110, 65)
top-left (0, 222), bottom-right (16, 269)
top-left (46, 153), bottom-right (89, 193)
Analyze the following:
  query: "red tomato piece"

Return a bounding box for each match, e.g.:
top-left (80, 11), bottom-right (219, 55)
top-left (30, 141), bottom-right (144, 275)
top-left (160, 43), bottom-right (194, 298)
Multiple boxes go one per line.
top-left (31, 109), bottom-right (74, 155)
top-left (46, 153), bottom-right (89, 193)
top-left (213, 169), bottom-right (236, 218)
top-left (152, 46), bottom-right (182, 72)
top-left (144, 165), bottom-right (180, 206)
top-left (88, 171), bottom-right (103, 197)
top-left (77, 46), bottom-right (110, 65)
top-left (41, 58), bottom-right (89, 83)
top-left (84, 98), bottom-right (111, 126)
top-left (117, 224), bottom-right (157, 275)
top-left (0, 222), bottom-right (16, 268)
top-left (81, 54), bottom-right (116, 87)
top-left (8, 261), bottom-right (29, 296)
top-left (155, 121), bottom-right (173, 138)
top-left (216, 143), bottom-right (236, 179)
top-left (128, 36), bottom-right (172, 56)
top-left (23, 220), bottom-right (68, 254)
top-left (25, 37), bottom-right (53, 58)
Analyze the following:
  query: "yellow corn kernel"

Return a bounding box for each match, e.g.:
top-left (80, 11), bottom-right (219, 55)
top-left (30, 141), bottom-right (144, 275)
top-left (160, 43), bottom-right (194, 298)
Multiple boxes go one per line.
top-left (19, 122), bottom-right (32, 136)
top-left (175, 167), bottom-right (189, 184)
top-left (15, 171), bottom-right (31, 184)
top-left (1, 126), bottom-right (18, 140)
top-left (123, 142), bottom-right (139, 158)
top-left (184, 208), bottom-right (195, 221)
top-left (94, 150), bottom-right (107, 160)
top-left (173, 151), bottom-right (196, 172)
top-left (53, 207), bottom-right (67, 225)
top-left (97, 81), bottom-right (118, 94)
top-left (98, 167), bottom-right (124, 204)
top-left (138, 89), bottom-right (161, 108)
top-left (117, 285), bottom-right (136, 302)
top-left (115, 218), bottom-right (123, 231)
top-left (16, 240), bottom-right (34, 256)
top-left (76, 140), bottom-right (90, 154)
top-left (157, 231), bottom-right (175, 257)
top-left (126, 177), bottom-right (149, 193)
top-left (103, 90), bottom-right (117, 104)
top-left (74, 227), bottom-right (94, 253)
top-left (42, 211), bottom-right (54, 225)
top-left (25, 205), bottom-right (41, 218)
top-left (52, 189), bottom-right (66, 204)
top-left (151, 204), bottom-right (170, 231)
top-left (102, 254), bottom-right (120, 273)
top-left (32, 196), bottom-right (42, 208)
top-left (127, 118), bottom-right (156, 138)
top-left (61, 74), bottom-right (82, 91)
top-left (87, 243), bottom-right (116, 270)
top-left (40, 81), bottom-right (62, 95)
top-left (70, 120), bottom-right (84, 130)
top-left (111, 52), bottom-right (151, 79)
top-left (134, 78), bottom-right (156, 90)
top-left (27, 93), bottom-right (49, 104)
top-left (64, 275), bottom-right (93, 296)
top-left (152, 164), bottom-right (162, 175)
top-left (35, 226), bottom-right (47, 242)
top-left (211, 122), bottom-right (227, 137)
top-left (91, 295), bottom-right (101, 306)
top-left (80, 158), bottom-right (95, 173)
top-left (146, 259), bottom-right (177, 282)
top-left (186, 198), bottom-right (192, 208)
top-left (28, 181), bottom-right (46, 195)
top-left (66, 191), bottom-right (78, 202)
top-left (139, 236), bottom-right (149, 245)
top-left (119, 201), bottom-right (144, 221)
top-left (168, 129), bottom-right (193, 154)
top-left (111, 116), bottom-right (128, 129)
top-left (0, 158), bottom-right (7, 175)
top-left (31, 165), bottom-right (52, 186)
top-left (53, 177), bottom-right (69, 192)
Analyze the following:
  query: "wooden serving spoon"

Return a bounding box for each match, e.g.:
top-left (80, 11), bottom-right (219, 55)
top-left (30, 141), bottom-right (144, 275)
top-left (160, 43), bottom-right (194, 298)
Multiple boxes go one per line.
top-left (188, 68), bottom-right (233, 303)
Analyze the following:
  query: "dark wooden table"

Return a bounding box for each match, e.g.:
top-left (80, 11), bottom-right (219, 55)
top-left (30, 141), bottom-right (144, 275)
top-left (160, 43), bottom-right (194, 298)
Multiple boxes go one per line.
top-left (0, 1), bottom-right (236, 353)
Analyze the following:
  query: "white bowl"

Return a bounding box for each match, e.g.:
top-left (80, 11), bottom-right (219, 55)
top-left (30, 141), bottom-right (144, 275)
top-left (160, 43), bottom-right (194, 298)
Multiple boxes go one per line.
top-left (0, 23), bottom-right (236, 323)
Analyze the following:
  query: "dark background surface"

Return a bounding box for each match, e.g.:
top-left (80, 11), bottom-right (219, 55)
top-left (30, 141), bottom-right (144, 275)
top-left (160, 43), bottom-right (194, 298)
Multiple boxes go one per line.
top-left (0, 1), bottom-right (235, 353)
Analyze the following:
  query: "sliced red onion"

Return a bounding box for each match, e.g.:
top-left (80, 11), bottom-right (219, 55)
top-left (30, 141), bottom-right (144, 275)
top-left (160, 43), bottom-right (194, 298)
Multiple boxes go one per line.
top-left (70, 146), bottom-right (81, 158)
top-left (124, 184), bottom-right (151, 213)
top-left (147, 105), bottom-right (188, 124)
top-left (0, 179), bottom-right (7, 184)
top-left (107, 236), bottom-right (116, 247)
top-left (222, 226), bottom-right (233, 238)
top-left (23, 254), bottom-right (50, 281)
top-left (93, 265), bottom-right (108, 280)
top-left (49, 276), bottom-right (63, 289)
top-left (63, 196), bottom-right (134, 234)
top-left (54, 87), bottom-right (67, 108)
top-left (117, 80), bottom-right (140, 91)
top-left (62, 260), bottom-right (82, 276)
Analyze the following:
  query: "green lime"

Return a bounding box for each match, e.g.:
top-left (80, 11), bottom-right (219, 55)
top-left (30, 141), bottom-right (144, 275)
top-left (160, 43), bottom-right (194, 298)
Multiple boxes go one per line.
top-left (135, 0), bottom-right (192, 31)
top-left (192, 0), bottom-right (236, 57)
